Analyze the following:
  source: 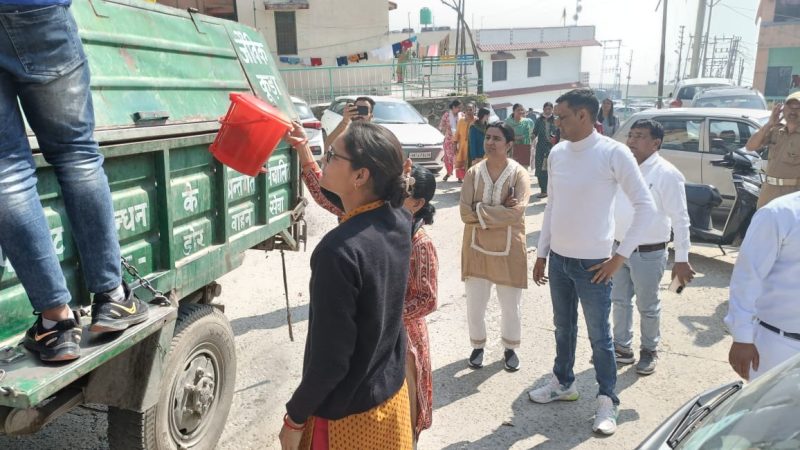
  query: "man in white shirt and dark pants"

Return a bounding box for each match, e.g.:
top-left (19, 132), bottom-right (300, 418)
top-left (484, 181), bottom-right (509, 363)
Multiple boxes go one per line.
top-left (612, 119), bottom-right (696, 376)
top-left (529, 89), bottom-right (657, 435)
top-left (725, 191), bottom-right (800, 381)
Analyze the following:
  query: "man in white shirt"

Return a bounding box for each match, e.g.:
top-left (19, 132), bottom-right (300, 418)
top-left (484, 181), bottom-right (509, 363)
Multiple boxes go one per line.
top-left (612, 119), bottom-right (695, 376)
top-left (725, 191), bottom-right (800, 381)
top-left (529, 89), bottom-right (656, 435)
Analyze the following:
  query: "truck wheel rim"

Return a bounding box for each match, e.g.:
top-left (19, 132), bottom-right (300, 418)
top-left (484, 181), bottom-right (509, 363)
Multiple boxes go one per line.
top-left (169, 343), bottom-right (222, 446)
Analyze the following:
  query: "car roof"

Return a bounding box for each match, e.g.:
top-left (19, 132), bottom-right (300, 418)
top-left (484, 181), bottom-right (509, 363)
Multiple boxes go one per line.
top-left (629, 107), bottom-right (771, 120)
top-left (676, 77), bottom-right (734, 87)
top-left (694, 87), bottom-right (762, 98)
top-left (332, 95), bottom-right (407, 104)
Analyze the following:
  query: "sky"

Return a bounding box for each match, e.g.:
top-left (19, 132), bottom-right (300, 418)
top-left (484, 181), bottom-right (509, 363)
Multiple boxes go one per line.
top-left (388, 0), bottom-right (760, 86)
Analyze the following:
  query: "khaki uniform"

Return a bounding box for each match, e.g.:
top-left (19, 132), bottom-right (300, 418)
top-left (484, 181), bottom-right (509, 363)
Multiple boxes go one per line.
top-left (758, 125), bottom-right (800, 208)
top-left (460, 160), bottom-right (531, 289)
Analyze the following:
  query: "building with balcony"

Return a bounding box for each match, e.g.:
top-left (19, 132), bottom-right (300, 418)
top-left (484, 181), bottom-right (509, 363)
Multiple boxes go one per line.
top-left (754, 0), bottom-right (800, 101)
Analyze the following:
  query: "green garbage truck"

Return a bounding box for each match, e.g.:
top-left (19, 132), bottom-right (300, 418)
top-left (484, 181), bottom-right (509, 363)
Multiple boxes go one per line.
top-left (0, 2), bottom-right (305, 448)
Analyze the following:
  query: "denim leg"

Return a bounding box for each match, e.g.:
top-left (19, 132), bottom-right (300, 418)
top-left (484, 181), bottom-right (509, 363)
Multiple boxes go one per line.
top-left (19, 62), bottom-right (121, 293)
top-left (611, 259), bottom-right (635, 350)
top-left (572, 257), bottom-right (619, 405)
top-left (0, 71), bottom-right (71, 312)
top-left (548, 253), bottom-right (579, 388)
top-left (629, 250), bottom-right (667, 352)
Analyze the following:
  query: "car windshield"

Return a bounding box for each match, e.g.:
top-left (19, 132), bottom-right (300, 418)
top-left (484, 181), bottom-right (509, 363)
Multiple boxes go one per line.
top-left (372, 101), bottom-right (426, 124)
top-left (679, 84), bottom-right (730, 100)
top-left (676, 355), bottom-right (800, 449)
top-left (694, 95), bottom-right (766, 110)
top-left (293, 101), bottom-right (315, 120)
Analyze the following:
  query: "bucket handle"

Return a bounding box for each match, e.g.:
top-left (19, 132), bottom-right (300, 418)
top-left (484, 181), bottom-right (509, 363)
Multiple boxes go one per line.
top-left (218, 116), bottom-right (275, 126)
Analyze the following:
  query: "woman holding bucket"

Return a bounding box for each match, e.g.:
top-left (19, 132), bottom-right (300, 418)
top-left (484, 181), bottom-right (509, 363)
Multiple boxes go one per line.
top-left (290, 124), bottom-right (440, 444)
top-left (280, 122), bottom-right (414, 449)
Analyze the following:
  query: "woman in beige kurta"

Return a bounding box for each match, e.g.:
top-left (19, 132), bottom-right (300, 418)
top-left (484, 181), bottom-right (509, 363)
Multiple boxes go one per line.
top-left (459, 121), bottom-right (531, 372)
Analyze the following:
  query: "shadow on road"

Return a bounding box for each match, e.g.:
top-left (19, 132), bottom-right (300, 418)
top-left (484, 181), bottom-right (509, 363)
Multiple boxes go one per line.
top-left (230, 304), bottom-right (309, 336)
top-left (438, 367), bottom-right (641, 450)
top-left (678, 301), bottom-right (729, 348)
top-left (432, 359), bottom-right (506, 410)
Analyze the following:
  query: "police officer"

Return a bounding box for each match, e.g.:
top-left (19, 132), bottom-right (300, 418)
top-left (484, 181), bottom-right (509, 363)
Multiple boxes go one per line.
top-left (746, 91), bottom-right (800, 208)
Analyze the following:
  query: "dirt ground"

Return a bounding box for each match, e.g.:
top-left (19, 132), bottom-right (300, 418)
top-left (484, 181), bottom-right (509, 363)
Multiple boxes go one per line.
top-left (1, 178), bottom-right (742, 450)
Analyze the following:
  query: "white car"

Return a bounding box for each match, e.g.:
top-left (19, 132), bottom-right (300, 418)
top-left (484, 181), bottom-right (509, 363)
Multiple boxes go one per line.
top-left (320, 96), bottom-right (445, 173)
top-left (667, 77), bottom-right (735, 108)
top-left (291, 96), bottom-right (324, 161)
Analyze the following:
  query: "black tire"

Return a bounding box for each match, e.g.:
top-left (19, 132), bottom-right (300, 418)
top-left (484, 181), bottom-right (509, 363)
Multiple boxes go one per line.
top-left (107, 304), bottom-right (236, 450)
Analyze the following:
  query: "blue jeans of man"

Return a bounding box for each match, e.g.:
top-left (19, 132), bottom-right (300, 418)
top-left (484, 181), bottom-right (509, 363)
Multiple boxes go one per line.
top-left (611, 248), bottom-right (668, 352)
top-left (548, 251), bottom-right (619, 405)
top-left (0, 5), bottom-right (120, 312)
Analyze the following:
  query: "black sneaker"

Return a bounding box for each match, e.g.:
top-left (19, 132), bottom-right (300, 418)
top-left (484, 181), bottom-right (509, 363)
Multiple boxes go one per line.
top-left (615, 344), bottom-right (636, 365)
top-left (504, 349), bottom-right (520, 372)
top-left (23, 312), bottom-right (82, 362)
top-left (468, 348), bottom-right (484, 369)
top-left (90, 282), bottom-right (149, 333)
top-left (636, 349), bottom-right (658, 375)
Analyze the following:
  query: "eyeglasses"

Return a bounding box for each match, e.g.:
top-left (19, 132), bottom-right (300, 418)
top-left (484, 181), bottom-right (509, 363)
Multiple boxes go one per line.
top-left (325, 147), bottom-right (353, 164)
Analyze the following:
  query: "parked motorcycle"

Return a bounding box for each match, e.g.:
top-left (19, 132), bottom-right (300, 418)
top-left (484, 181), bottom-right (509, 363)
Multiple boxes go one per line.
top-left (684, 149), bottom-right (761, 254)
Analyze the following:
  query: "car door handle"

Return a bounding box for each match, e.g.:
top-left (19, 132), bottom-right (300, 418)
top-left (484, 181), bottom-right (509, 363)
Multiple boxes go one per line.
top-left (710, 159), bottom-right (730, 167)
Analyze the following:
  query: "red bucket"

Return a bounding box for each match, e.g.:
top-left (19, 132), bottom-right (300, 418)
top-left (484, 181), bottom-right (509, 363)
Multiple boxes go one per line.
top-left (210, 93), bottom-right (292, 176)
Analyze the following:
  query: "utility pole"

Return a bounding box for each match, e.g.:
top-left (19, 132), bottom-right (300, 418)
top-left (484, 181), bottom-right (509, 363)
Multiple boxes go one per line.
top-left (625, 50), bottom-right (634, 104)
top-left (657, 0), bottom-right (668, 108)
top-left (738, 57), bottom-right (745, 85)
top-left (675, 25), bottom-right (685, 83)
top-left (689, 0), bottom-right (706, 78)
top-left (702, 0), bottom-right (722, 77)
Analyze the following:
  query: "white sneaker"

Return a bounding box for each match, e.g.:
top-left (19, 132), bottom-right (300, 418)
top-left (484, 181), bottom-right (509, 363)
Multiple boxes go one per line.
top-left (528, 375), bottom-right (579, 404)
top-left (592, 395), bottom-right (618, 435)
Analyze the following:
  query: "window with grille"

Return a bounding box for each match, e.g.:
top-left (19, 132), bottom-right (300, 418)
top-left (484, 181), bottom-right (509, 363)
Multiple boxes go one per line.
top-left (275, 11), bottom-right (298, 55)
top-left (528, 58), bottom-right (541, 78)
top-left (492, 61), bottom-right (507, 82)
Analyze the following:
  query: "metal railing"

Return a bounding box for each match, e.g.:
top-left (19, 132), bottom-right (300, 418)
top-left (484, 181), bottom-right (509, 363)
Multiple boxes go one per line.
top-left (279, 56), bottom-right (481, 105)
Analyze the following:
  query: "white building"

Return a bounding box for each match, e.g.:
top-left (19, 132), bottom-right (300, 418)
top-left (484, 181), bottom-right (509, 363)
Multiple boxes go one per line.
top-left (475, 26), bottom-right (600, 117)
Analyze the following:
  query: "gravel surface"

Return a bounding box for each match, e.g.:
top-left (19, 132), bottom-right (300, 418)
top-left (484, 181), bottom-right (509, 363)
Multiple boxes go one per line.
top-left (1, 178), bottom-right (741, 450)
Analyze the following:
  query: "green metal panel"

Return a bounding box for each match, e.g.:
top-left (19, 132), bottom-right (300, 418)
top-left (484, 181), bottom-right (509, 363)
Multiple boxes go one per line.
top-left (0, 1), bottom-right (301, 408)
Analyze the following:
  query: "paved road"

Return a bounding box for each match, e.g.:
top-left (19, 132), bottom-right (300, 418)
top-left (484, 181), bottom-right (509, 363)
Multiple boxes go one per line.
top-left (1, 178), bottom-right (741, 449)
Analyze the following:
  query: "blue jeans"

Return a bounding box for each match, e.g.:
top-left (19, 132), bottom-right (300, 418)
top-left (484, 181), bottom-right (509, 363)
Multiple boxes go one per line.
top-left (548, 252), bottom-right (619, 404)
top-left (0, 5), bottom-right (120, 312)
top-left (611, 249), bottom-right (667, 352)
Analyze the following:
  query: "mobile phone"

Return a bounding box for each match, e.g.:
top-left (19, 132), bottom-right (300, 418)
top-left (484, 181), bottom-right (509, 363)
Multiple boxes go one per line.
top-left (668, 277), bottom-right (685, 294)
top-left (509, 186), bottom-right (516, 197)
top-left (356, 105), bottom-right (369, 116)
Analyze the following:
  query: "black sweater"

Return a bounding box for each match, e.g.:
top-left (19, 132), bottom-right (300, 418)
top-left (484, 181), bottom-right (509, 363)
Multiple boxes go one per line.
top-left (286, 204), bottom-right (412, 423)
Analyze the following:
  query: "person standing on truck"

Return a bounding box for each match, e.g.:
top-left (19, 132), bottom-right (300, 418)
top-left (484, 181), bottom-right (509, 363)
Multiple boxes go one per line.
top-left (279, 122), bottom-right (414, 449)
top-left (0, 2), bottom-right (148, 362)
top-left (746, 91), bottom-right (800, 208)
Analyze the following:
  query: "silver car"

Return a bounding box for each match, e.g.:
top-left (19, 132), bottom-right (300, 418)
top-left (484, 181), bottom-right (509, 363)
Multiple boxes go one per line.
top-left (320, 96), bottom-right (445, 173)
top-left (613, 108), bottom-right (770, 223)
top-left (690, 86), bottom-right (768, 110)
top-left (638, 353), bottom-right (800, 449)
